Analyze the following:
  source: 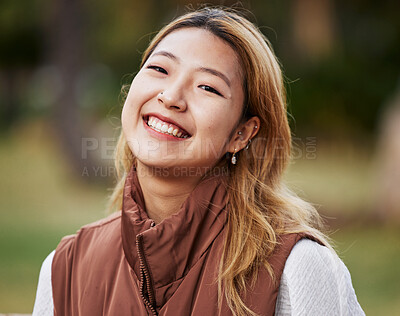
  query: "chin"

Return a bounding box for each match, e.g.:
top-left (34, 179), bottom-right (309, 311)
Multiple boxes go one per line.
top-left (136, 157), bottom-right (218, 178)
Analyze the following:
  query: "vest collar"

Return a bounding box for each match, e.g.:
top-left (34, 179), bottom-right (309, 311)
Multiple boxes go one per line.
top-left (121, 167), bottom-right (228, 306)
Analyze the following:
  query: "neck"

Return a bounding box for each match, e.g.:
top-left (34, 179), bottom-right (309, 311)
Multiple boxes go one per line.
top-left (135, 162), bottom-right (203, 224)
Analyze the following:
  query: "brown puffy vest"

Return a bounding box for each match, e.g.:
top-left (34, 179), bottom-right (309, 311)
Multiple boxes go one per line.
top-left (52, 168), bottom-right (312, 315)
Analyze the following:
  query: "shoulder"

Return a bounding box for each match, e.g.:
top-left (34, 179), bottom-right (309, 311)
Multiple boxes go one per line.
top-left (37, 251), bottom-right (55, 286)
top-left (79, 210), bottom-right (121, 232)
top-left (57, 211), bottom-right (121, 246)
top-left (52, 212), bottom-right (124, 287)
top-left (53, 211), bottom-right (122, 267)
top-left (283, 239), bottom-right (350, 293)
top-left (276, 239), bottom-right (365, 315)
top-left (32, 251), bottom-right (55, 316)
top-left (286, 238), bottom-right (337, 273)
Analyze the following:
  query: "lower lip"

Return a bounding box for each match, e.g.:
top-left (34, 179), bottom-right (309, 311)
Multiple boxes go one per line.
top-left (143, 118), bottom-right (188, 141)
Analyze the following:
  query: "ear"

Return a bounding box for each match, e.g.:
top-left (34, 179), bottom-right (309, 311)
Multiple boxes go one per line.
top-left (227, 116), bottom-right (260, 153)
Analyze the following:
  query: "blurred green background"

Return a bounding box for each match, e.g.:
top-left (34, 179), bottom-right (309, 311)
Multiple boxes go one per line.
top-left (1, 0), bottom-right (400, 314)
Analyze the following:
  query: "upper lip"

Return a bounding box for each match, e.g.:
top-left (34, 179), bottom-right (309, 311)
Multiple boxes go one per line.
top-left (143, 113), bottom-right (192, 136)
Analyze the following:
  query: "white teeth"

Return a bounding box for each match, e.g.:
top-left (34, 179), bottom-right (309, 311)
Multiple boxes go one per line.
top-left (147, 116), bottom-right (189, 139)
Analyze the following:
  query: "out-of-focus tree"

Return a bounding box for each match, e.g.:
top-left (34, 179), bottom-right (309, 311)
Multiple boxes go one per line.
top-left (0, 0), bottom-right (43, 129)
top-left (375, 85), bottom-right (400, 223)
top-left (284, 0), bottom-right (400, 140)
top-left (292, 0), bottom-right (337, 62)
top-left (45, 0), bottom-right (94, 177)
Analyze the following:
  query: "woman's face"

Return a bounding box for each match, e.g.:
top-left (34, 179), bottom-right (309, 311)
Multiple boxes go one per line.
top-left (122, 27), bottom-right (245, 174)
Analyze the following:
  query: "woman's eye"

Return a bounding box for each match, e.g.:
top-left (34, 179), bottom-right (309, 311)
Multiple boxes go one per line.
top-left (199, 85), bottom-right (222, 96)
top-left (147, 65), bottom-right (168, 74)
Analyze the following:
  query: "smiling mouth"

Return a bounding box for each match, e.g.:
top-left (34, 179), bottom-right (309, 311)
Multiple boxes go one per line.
top-left (144, 115), bottom-right (191, 139)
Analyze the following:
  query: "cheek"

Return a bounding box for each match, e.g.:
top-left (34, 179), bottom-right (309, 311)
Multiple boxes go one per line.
top-left (121, 103), bottom-right (131, 133)
top-left (198, 109), bottom-right (237, 146)
top-left (121, 94), bottom-right (136, 132)
top-left (124, 73), bottom-right (157, 109)
top-left (121, 94), bottom-right (145, 139)
top-left (121, 78), bottom-right (152, 126)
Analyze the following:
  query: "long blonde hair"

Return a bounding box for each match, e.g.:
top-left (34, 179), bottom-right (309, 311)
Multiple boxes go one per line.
top-left (109, 7), bottom-right (330, 316)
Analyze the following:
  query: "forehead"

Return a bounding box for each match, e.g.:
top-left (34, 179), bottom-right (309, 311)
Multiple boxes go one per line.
top-left (150, 27), bottom-right (243, 81)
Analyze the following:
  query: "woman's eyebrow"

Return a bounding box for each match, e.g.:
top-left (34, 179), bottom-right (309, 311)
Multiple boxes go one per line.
top-left (152, 50), bottom-right (179, 62)
top-left (197, 67), bottom-right (231, 88)
top-left (151, 50), bottom-right (231, 88)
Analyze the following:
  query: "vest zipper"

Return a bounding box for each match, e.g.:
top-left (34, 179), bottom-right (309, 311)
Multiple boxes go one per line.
top-left (136, 234), bottom-right (158, 316)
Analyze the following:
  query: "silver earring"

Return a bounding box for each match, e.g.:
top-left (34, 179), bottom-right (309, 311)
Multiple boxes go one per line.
top-left (231, 149), bottom-right (237, 165)
top-left (238, 131), bottom-right (242, 135)
top-left (245, 138), bottom-right (252, 150)
top-left (254, 125), bottom-right (258, 129)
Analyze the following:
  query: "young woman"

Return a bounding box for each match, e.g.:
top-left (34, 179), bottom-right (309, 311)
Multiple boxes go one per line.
top-left (33, 7), bottom-right (365, 316)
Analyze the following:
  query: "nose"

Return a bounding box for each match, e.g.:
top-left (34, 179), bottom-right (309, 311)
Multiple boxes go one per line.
top-left (157, 88), bottom-right (187, 112)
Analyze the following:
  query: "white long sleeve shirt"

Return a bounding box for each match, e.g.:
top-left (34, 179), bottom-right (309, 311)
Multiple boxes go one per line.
top-left (32, 239), bottom-right (365, 316)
